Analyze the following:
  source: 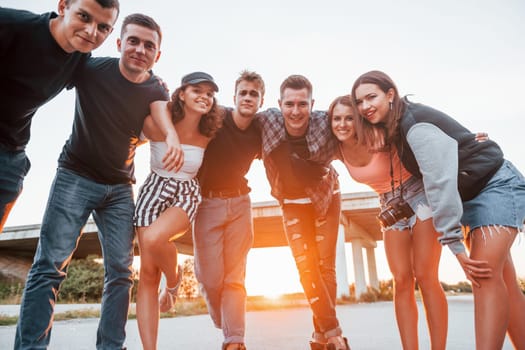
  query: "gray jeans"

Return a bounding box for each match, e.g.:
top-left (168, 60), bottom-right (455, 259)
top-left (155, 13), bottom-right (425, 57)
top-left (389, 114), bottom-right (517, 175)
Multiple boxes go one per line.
top-left (193, 194), bottom-right (253, 344)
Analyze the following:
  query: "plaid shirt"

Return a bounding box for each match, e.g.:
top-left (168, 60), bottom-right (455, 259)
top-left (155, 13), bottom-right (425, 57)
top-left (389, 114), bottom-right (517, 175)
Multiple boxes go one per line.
top-left (255, 108), bottom-right (339, 216)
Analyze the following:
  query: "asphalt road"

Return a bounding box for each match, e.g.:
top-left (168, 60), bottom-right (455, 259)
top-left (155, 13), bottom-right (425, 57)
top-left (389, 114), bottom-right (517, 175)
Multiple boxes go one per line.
top-left (0, 295), bottom-right (514, 349)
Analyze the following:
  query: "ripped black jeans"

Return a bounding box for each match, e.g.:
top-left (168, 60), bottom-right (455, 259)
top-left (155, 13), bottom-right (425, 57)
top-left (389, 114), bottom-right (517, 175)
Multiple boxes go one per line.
top-left (281, 193), bottom-right (342, 337)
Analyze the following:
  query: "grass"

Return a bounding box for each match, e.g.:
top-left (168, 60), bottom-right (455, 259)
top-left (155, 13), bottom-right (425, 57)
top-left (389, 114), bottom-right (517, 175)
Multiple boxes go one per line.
top-left (54, 309), bottom-right (101, 321)
top-left (0, 294), bottom-right (312, 326)
top-left (0, 315), bottom-right (18, 326)
top-left (2, 282), bottom-right (489, 327)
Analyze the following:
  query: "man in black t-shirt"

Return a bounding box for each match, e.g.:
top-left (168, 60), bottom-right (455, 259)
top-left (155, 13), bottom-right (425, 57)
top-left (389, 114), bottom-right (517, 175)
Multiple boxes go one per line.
top-left (193, 71), bottom-right (265, 350)
top-left (0, 0), bottom-right (120, 233)
top-left (15, 13), bottom-right (176, 350)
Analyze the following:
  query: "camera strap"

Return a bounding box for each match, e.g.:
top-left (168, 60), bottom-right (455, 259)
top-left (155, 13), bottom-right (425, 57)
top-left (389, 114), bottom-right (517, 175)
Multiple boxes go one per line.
top-left (389, 145), bottom-right (405, 201)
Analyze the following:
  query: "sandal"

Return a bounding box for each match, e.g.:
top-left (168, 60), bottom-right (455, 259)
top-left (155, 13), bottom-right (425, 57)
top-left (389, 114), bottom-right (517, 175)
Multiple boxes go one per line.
top-left (309, 341), bottom-right (327, 350)
top-left (159, 264), bottom-right (182, 313)
top-left (222, 343), bottom-right (246, 350)
top-left (326, 336), bottom-right (350, 350)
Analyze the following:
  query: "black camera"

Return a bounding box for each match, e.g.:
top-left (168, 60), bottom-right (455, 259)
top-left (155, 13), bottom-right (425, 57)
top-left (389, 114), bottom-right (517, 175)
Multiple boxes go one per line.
top-left (377, 196), bottom-right (415, 228)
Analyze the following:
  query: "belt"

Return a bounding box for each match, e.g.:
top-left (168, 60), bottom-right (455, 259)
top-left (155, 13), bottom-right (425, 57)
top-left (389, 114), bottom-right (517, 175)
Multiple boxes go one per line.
top-left (0, 142), bottom-right (25, 152)
top-left (283, 197), bottom-right (312, 204)
top-left (202, 188), bottom-right (249, 199)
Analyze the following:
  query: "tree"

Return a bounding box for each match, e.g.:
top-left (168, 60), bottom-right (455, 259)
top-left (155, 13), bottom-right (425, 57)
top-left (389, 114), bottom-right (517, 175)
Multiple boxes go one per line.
top-left (179, 258), bottom-right (199, 299)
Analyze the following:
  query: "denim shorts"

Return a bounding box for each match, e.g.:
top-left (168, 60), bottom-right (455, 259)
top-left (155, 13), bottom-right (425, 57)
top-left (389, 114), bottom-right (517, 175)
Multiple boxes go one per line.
top-left (462, 160), bottom-right (525, 231)
top-left (379, 176), bottom-right (433, 232)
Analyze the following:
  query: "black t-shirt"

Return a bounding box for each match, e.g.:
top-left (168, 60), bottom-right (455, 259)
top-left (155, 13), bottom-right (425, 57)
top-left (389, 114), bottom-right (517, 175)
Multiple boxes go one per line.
top-left (197, 108), bottom-right (261, 192)
top-left (269, 133), bottom-right (330, 199)
top-left (58, 57), bottom-right (169, 184)
top-left (0, 9), bottom-right (88, 150)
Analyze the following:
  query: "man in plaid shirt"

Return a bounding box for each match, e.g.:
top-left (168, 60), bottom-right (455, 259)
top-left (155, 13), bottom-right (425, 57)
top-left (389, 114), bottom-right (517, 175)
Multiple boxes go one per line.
top-left (255, 75), bottom-right (351, 350)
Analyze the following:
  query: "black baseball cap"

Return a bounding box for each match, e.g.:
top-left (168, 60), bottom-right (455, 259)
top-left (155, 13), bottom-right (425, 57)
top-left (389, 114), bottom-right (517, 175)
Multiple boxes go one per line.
top-left (180, 71), bottom-right (219, 92)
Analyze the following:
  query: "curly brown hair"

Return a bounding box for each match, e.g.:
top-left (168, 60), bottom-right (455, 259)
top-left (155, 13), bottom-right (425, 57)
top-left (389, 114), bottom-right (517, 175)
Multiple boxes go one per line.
top-left (167, 86), bottom-right (224, 138)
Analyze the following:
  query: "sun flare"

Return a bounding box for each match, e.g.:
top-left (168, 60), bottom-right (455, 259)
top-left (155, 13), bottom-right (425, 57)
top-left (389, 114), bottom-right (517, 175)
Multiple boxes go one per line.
top-left (263, 292), bottom-right (282, 300)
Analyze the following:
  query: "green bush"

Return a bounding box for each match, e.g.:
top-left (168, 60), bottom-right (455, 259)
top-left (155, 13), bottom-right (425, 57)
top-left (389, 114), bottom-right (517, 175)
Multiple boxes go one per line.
top-left (348, 279), bottom-right (394, 303)
top-left (518, 277), bottom-right (525, 294)
top-left (358, 287), bottom-right (379, 303)
top-left (339, 293), bottom-right (356, 303)
top-left (179, 258), bottom-right (199, 299)
top-left (453, 281), bottom-right (473, 293)
top-left (2, 258), bottom-right (524, 305)
top-left (0, 256), bottom-right (139, 304)
top-left (0, 276), bottom-right (24, 304)
top-left (58, 255), bottom-right (105, 303)
top-left (440, 281), bottom-right (452, 292)
top-left (377, 279), bottom-right (394, 300)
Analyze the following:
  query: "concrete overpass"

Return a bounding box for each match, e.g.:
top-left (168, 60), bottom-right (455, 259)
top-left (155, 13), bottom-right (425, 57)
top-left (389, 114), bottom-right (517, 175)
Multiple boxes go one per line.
top-left (0, 192), bottom-right (383, 297)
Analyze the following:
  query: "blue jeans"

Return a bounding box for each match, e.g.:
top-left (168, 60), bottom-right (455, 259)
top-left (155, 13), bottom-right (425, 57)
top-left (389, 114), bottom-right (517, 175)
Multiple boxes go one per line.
top-left (0, 148), bottom-right (30, 232)
top-left (14, 168), bottom-right (135, 350)
top-left (281, 193), bottom-right (342, 338)
top-left (193, 194), bottom-right (253, 345)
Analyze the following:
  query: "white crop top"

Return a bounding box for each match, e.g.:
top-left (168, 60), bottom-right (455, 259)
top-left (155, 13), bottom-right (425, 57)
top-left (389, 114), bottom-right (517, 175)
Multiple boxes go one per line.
top-left (150, 141), bottom-right (205, 180)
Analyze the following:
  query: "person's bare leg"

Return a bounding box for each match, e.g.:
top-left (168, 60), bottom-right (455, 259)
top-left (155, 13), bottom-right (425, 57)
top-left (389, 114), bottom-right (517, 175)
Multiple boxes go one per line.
top-left (135, 207), bottom-right (190, 348)
top-left (140, 207), bottom-right (189, 289)
top-left (412, 219), bottom-right (448, 350)
top-left (384, 228), bottom-right (419, 350)
top-left (136, 227), bottom-right (162, 350)
top-left (503, 250), bottom-right (525, 349)
top-left (470, 226), bottom-right (516, 350)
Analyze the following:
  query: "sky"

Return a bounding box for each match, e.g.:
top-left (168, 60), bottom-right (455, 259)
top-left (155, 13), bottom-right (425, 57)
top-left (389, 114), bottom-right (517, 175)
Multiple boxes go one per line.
top-left (2, 0), bottom-right (524, 296)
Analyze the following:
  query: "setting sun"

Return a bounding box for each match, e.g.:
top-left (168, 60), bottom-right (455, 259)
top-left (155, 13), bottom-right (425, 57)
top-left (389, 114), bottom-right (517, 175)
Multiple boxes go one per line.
top-left (263, 293), bottom-right (283, 300)
top-left (245, 247), bottom-right (302, 297)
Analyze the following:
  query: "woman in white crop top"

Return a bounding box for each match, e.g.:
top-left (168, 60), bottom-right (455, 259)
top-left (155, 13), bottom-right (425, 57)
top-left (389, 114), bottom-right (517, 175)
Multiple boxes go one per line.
top-left (328, 95), bottom-right (448, 350)
top-left (133, 72), bottom-right (224, 350)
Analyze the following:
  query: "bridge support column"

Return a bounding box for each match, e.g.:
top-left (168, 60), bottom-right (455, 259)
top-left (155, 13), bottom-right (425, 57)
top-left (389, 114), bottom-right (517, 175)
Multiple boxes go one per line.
top-left (366, 247), bottom-right (379, 290)
top-left (351, 240), bottom-right (367, 298)
top-left (336, 224), bottom-right (349, 298)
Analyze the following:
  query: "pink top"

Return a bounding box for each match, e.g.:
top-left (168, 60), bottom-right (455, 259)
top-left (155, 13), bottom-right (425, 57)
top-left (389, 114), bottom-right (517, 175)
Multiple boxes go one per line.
top-left (341, 146), bottom-right (412, 194)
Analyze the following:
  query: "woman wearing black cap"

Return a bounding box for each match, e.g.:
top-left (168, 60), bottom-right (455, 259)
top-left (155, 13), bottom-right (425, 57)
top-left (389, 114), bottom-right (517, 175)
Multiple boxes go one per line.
top-left (134, 72), bottom-right (224, 350)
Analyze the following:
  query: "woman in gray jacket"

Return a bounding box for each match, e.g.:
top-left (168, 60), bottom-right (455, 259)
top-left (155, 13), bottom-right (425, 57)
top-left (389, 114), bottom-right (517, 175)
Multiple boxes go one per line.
top-left (351, 70), bottom-right (525, 350)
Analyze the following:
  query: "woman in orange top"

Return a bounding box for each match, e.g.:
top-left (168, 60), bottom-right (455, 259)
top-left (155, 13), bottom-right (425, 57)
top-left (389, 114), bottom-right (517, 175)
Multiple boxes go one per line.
top-left (329, 95), bottom-right (447, 350)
